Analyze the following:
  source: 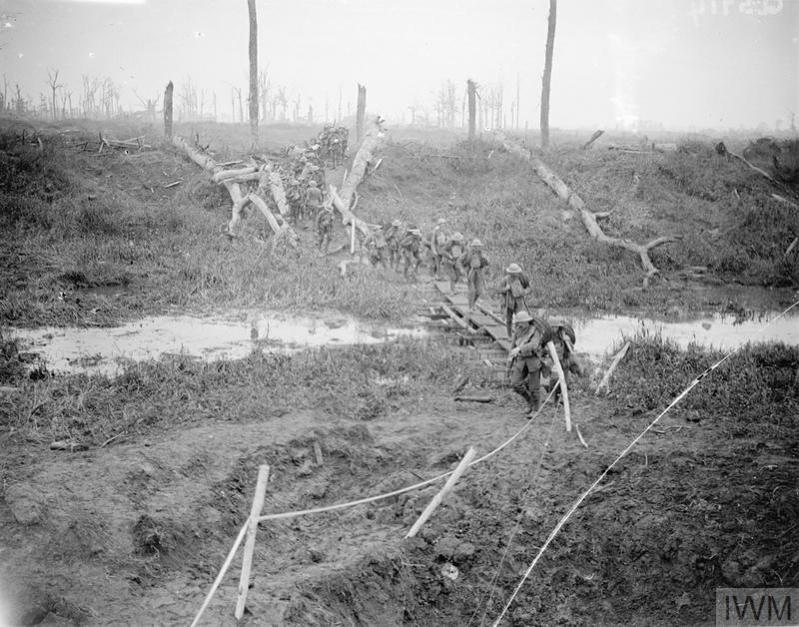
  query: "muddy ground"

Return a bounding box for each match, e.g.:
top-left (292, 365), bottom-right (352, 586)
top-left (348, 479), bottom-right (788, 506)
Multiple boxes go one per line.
top-left (1, 120), bottom-right (798, 626)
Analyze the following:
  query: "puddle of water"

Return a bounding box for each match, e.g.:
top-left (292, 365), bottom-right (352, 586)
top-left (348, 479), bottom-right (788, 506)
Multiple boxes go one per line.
top-left (10, 311), bottom-right (428, 377)
top-left (569, 312), bottom-right (799, 359)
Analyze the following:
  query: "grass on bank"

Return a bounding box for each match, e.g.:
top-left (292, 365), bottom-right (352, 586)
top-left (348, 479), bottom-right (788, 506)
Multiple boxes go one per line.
top-left (0, 338), bottom-right (490, 447)
top-left (1, 120), bottom-right (797, 329)
top-left (0, 125), bottom-right (424, 327)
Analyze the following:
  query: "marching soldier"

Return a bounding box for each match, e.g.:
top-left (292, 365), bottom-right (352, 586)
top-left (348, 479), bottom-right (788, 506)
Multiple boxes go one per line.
top-left (305, 179), bottom-right (324, 219)
top-left (499, 262), bottom-right (531, 338)
top-left (460, 238), bottom-right (489, 310)
top-left (441, 231), bottom-right (466, 293)
top-left (399, 224), bottom-right (424, 281)
top-left (429, 218), bottom-right (450, 280)
top-left (544, 322), bottom-right (583, 402)
top-left (385, 219), bottom-right (405, 271)
top-left (316, 205), bottom-right (334, 254)
top-left (363, 225), bottom-right (389, 269)
top-left (508, 311), bottom-right (554, 417)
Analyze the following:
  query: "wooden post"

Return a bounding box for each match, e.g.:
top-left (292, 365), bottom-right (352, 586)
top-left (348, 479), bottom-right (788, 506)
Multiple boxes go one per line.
top-left (406, 447), bottom-right (476, 538)
top-left (350, 218), bottom-right (356, 254)
top-left (467, 79), bottom-right (477, 142)
top-left (164, 81), bottom-right (173, 139)
top-left (234, 465), bottom-right (270, 620)
top-left (545, 340), bottom-right (571, 432)
top-left (189, 520), bottom-right (249, 627)
top-left (595, 341), bottom-right (630, 396)
top-left (355, 83), bottom-right (366, 144)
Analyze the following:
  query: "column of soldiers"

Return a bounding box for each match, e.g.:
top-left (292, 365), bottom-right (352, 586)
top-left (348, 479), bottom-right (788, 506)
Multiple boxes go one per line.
top-left (359, 217), bottom-right (582, 419)
top-left (279, 128), bottom-right (581, 420)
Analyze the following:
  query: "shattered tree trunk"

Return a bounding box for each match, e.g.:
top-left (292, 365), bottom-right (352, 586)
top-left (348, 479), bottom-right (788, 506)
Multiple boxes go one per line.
top-left (164, 81), bottom-right (173, 139)
top-left (498, 134), bottom-right (679, 286)
top-left (540, 0), bottom-right (557, 149)
top-left (247, 0), bottom-right (259, 145)
top-left (467, 79), bottom-right (477, 142)
top-left (328, 119), bottom-right (385, 236)
top-left (356, 84), bottom-right (366, 144)
top-left (171, 135), bottom-right (297, 246)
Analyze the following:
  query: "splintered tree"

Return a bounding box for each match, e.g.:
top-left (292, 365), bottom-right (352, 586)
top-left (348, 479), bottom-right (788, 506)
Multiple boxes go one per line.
top-left (164, 81), bottom-right (174, 138)
top-left (47, 69), bottom-right (61, 121)
top-left (247, 0), bottom-right (258, 144)
top-left (467, 79), bottom-right (477, 141)
top-left (540, 0), bottom-right (557, 149)
top-left (356, 84), bottom-right (366, 143)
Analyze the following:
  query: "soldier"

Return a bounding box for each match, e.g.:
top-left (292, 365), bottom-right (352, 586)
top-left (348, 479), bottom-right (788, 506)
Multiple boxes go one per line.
top-left (286, 178), bottom-right (305, 224)
top-left (429, 218), bottom-right (450, 280)
top-left (316, 205), bottom-right (334, 254)
top-left (399, 224), bottom-right (423, 281)
top-left (460, 238), bottom-right (489, 310)
top-left (544, 322), bottom-right (583, 402)
top-left (441, 231), bottom-right (466, 293)
top-left (508, 311), bottom-right (553, 417)
top-left (385, 219), bottom-right (405, 271)
top-left (305, 179), bottom-right (323, 220)
top-left (499, 262), bottom-right (531, 338)
top-left (363, 225), bottom-right (389, 269)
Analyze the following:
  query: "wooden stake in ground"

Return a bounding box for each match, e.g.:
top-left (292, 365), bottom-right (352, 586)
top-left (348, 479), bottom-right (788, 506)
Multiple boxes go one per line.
top-left (595, 341), bottom-right (630, 396)
top-left (235, 465), bottom-right (270, 620)
top-left (497, 134), bottom-right (679, 286)
top-left (545, 340), bottom-right (571, 432)
top-left (190, 520), bottom-right (249, 627)
top-left (406, 447), bottom-right (476, 538)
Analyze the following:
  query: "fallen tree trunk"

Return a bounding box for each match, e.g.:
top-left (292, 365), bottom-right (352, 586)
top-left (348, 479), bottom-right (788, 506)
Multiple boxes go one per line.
top-left (172, 135), bottom-right (296, 245)
top-left (497, 133), bottom-right (680, 286)
top-left (582, 129), bottom-right (604, 150)
top-left (265, 167), bottom-right (291, 217)
top-left (336, 118), bottom-right (386, 213)
top-left (328, 185), bottom-right (371, 236)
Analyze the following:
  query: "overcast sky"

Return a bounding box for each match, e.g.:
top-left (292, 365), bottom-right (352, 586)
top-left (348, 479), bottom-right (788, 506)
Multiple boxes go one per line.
top-left (0, 0), bottom-right (796, 130)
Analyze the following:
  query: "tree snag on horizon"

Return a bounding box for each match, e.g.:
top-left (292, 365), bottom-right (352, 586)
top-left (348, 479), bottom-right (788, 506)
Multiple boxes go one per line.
top-left (355, 84), bottom-right (366, 144)
top-left (247, 0), bottom-right (259, 145)
top-left (540, 0), bottom-right (557, 149)
top-left (467, 79), bottom-right (477, 142)
top-left (164, 81), bottom-right (174, 138)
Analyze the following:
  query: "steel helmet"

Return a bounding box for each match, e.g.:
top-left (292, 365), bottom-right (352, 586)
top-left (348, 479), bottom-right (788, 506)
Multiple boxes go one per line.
top-left (506, 263), bottom-right (522, 274)
top-left (308, 180), bottom-right (317, 186)
top-left (437, 218), bottom-right (448, 225)
top-left (513, 311), bottom-right (533, 325)
top-left (452, 232), bottom-right (464, 241)
top-left (471, 238), bottom-right (483, 247)
top-left (391, 219), bottom-right (402, 227)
